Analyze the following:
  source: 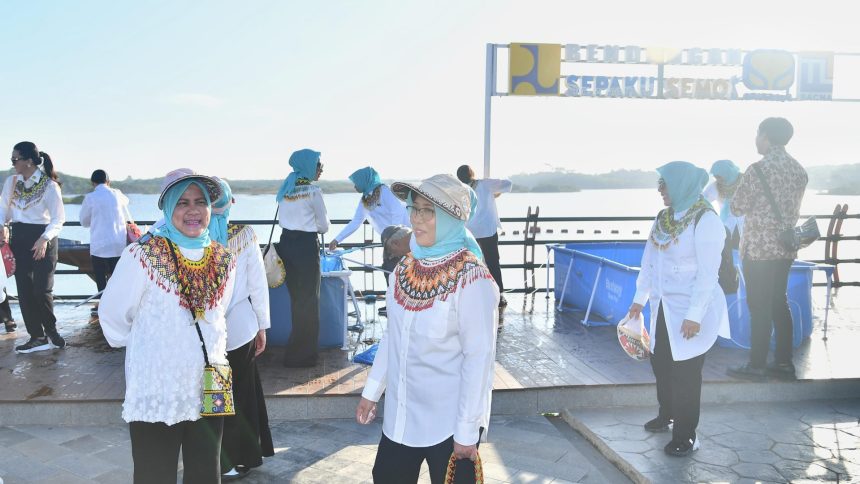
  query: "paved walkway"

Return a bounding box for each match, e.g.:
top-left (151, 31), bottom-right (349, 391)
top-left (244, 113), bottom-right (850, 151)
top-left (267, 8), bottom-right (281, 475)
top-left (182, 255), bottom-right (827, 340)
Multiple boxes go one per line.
top-left (564, 399), bottom-right (860, 483)
top-left (0, 415), bottom-right (629, 484)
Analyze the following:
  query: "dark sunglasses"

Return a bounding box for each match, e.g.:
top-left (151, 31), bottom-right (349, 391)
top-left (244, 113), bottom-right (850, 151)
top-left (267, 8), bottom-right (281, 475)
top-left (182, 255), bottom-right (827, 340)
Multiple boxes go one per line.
top-left (10, 157), bottom-right (26, 164)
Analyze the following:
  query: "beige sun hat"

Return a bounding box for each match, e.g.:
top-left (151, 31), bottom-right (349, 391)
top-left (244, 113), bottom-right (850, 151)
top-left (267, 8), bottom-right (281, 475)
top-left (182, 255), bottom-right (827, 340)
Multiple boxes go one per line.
top-left (391, 174), bottom-right (472, 221)
top-left (157, 168), bottom-right (222, 210)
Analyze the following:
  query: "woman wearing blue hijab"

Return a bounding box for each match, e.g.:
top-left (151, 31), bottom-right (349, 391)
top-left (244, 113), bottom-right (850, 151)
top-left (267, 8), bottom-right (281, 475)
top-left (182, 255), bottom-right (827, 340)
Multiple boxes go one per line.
top-left (356, 174), bottom-right (499, 483)
top-left (703, 159), bottom-right (744, 248)
top-left (275, 149), bottom-right (330, 367)
top-left (628, 161), bottom-right (730, 458)
top-left (328, 167), bottom-right (410, 284)
top-left (99, 169), bottom-right (238, 483)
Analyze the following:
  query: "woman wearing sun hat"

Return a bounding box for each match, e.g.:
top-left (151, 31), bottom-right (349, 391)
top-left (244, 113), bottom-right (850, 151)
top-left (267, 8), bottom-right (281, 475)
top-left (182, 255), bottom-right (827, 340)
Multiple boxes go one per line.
top-left (356, 174), bottom-right (499, 483)
top-left (274, 148), bottom-right (330, 367)
top-left (208, 178), bottom-right (274, 480)
top-left (627, 161), bottom-right (730, 457)
top-left (99, 168), bottom-right (236, 483)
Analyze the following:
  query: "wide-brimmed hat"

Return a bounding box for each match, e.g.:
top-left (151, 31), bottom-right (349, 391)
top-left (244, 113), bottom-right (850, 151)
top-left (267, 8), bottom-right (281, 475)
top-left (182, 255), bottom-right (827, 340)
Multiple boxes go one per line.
top-left (391, 174), bottom-right (471, 221)
top-left (157, 168), bottom-right (222, 210)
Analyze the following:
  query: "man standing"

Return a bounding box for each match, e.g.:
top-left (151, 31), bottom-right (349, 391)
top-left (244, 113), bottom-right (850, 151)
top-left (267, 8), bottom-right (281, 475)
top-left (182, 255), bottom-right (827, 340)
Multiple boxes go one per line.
top-left (728, 118), bottom-right (808, 381)
top-left (79, 170), bottom-right (130, 308)
top-left (457, 165), bottom-right (512, 307)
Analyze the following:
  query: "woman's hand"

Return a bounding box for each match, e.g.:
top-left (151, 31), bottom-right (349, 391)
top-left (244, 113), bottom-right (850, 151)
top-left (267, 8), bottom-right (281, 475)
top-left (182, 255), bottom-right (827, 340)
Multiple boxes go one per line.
top-left (0, 226), bottom-right (7, 244)
top-left (453, 441), bottom-right (478, 461)
top-left (356, 397), bottom-right (377, 424)
top-left (254, 330), bottom-right (267, 357)
top-left (681, 319), bottom-right (701, 339)
top-left (31, 237), bottom-right (48, 260)
top-left (328, 240), bottom-right (338, 252)
top-left (628, 303), bottom-right (644, 320)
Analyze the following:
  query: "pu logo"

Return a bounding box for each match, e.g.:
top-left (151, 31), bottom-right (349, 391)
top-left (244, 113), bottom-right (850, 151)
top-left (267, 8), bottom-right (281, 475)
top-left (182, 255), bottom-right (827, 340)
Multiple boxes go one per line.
top-left (509, 43), bottom-right (561, 96)
top-left (742, 50), bottom-right (795, 90)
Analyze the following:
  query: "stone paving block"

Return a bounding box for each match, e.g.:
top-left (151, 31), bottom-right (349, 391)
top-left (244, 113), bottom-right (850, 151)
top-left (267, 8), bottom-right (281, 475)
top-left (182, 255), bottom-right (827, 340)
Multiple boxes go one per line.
top-left (27, 470), bottom-right (95, 484)
top-left (60, 434), bottom-right (112, 455)
top-left (731, 462), bottom-right (787, 482)
top-left (91, 443), bottom-right (133, 469)
top-left (508, 470), bottom-right (556, 483)
top-left (93, 469), bottom-right (135, 484)
top-left (709, 430), bottom-right (774, 451)
top-left (47, 452), bottom-right (120, 479)
top-left (0, 427), bottom-right (35, 447)
top-left (11, 424), bottom-right (92, 445)
top-left (10, 436), bottom-right (73, 462)
top-left (736, 449), bottom-right (782, 464)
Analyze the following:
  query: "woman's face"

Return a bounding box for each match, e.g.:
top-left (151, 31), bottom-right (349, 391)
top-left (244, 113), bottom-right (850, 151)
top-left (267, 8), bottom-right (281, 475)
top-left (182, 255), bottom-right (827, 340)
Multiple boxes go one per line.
top-left (172, 183), bottom-right (211, 238)
top-left (658, 179), bottom-right (671, 207)
top-left (410, 194), bottom-right (437, 247)
top-left (10, 150), bottom-right (30, 175)
top-left (315, 162), bottom-right (323, 181)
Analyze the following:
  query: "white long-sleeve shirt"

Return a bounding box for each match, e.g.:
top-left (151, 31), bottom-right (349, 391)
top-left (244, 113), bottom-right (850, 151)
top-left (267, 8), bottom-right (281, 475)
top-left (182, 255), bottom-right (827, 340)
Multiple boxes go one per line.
top-left (361, 249), bottom-right (499, 447)
top-left (224, 225), bottom-right (270, 351)
top-left (99, 236), bottom-right (236, 425)
top-left (79, 184), bottom-right (130, 258)
top-left (0, 170), bottom-right (66, 240)
top-left (467, 179), bottom-right (512, 239)
top-left (333, 185), bottom-right (409, 243)
top-left (633, 209), bottom-right (730, 361)
top-left (703, 181), bottom-right (744, 235)
top-left (277, 185), bottom-right (329, 233)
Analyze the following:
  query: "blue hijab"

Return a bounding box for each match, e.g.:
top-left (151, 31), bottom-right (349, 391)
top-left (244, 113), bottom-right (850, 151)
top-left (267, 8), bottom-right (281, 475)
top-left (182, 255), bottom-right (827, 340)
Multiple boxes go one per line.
top-left (208, 178), bottom-right (233, 246)
top-left (275, 149), bottom-right (320, 201)
top-left (349, 167), bottom-right (383, 198)
top-left (409, 190), bottom-right (484, 261)
top-left (154, 179), bottom-right (213, 249)
top-left (710, 159), bottom-right (741, 185)
top-left (656, 161), bottom-right (709, 213)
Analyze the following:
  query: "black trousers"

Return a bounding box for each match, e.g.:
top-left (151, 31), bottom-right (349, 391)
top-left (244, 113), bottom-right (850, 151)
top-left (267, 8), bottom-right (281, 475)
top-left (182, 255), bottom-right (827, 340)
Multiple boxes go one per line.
top-left (0, 291), bottom-right (13, 322)
top-left (373, 430), bottom-right (483, 484)
top-left (91, 255), bottom-right (120, 292)
top-left (476, 233), bottom-right (504, 293)
top-left (10, 223), bottom-right (58, 339)
top-left (742, 258), bottom-right (793, 368)
top-left (276, 229), bottom-right (321, 363)
top-left (129, 418), bottom-right (224, 484)
top-left (221, 339), bottom-right (274, 472)
top-left (650, 305), bottom-right (706, 443)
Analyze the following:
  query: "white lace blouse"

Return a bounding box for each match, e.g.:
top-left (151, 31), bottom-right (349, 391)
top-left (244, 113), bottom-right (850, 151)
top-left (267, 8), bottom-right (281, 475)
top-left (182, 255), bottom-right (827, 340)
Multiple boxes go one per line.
top-left (99, 235), bottom-right (236, 425)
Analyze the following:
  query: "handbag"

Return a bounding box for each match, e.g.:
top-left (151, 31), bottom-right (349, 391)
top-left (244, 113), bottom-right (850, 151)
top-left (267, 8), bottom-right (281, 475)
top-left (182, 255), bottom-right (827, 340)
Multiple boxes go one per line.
top-left (444, 452), bottom-right (484, 484)
top-left (752, 165), bottom-right (819, 251)
top-left (1, 242), bottom-right (14, 277)
top-left (166, 239), bottom-right (235, 417)
top-left (263, 206), bottom-right (286, 288)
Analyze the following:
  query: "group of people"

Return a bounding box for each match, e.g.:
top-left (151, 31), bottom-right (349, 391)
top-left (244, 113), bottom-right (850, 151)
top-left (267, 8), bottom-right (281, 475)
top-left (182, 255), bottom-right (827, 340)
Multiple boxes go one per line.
top-left (0, 116), bottom-right (810, 480)
top-left (629, 116), bottom-right (808, 457)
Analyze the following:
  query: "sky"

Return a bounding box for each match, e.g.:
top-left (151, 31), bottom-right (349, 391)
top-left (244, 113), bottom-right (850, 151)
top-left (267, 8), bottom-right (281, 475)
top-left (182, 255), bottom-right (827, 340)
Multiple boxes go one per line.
top-left (2, 0), bottom-right (859, 182)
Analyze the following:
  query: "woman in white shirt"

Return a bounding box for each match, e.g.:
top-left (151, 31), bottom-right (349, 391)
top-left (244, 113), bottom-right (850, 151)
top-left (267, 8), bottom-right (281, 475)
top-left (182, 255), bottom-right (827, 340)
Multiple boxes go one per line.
top-left (99, 169), bottom-right (235, 483)
top-left (208, 178), bottom-right (274, 479)
top-left (702, 159), bottom-right (743, 249)
top-left (356, 174), bottom-right (499, 484)
top-left (457, 165), bottom-right (512, 307)
top-left (328, 166), bottom-right (409, 281)
top-left (0, 142), bottom-right (66, 353)
top-left (275, 149), bottom-right (329, 367)
top-left (628, 161), bottom-right (730, 457)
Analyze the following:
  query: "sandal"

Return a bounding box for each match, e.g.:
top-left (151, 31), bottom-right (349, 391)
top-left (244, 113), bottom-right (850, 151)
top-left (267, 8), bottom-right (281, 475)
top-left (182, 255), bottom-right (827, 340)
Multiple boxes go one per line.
top-left (4, 319), bottom-right (16, 333)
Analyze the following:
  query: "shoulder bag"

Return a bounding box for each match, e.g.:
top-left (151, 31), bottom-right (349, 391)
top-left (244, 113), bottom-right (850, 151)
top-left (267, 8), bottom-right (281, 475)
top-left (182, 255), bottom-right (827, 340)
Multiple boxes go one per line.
top-left (166, 240), bottom-right (235, 417)
top-left (262, 206), bottom-right (286, 288)
top-left (752, 165), bottom-right (819, 251)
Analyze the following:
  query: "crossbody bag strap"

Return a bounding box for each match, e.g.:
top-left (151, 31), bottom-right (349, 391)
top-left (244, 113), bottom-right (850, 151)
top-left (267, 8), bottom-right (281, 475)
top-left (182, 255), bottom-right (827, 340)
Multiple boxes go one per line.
top-left (267, 206), bottom-right (279, 246)
top-left (752, 164), bottom-right (786, 227)
top-left (165, 238), bottom-right (211, 366)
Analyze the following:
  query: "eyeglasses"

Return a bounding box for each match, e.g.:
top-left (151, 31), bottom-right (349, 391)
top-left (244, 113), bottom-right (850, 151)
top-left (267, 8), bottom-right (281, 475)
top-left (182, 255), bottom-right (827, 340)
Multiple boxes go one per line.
top-left (10, 157), bottom-right (25, 164)
top-left (407, 205), bottom-right (435, 221)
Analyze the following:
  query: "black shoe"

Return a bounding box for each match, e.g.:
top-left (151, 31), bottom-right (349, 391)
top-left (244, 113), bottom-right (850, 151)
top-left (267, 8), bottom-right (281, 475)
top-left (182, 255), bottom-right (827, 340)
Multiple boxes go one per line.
top-left (727, 363), bottom-right (767, 381)
top-left (766, 361), bottom-right (797, 381)
top-left (498, 296), bottom-right (508, 308)
top-left (284, 355), bottom-right (318, 368)
top-left (46, 330), bottom-right (66, 349)
top-left (664, 433), bottom-right (700, 457)
top-left (15, 337), bottom-right (51, 354)
top-left (222, 465), bottom-right (251, 481)
top-left (644, 416), bottom-right (672, 433)
top-left (4, 319), bottom-right (16, 333)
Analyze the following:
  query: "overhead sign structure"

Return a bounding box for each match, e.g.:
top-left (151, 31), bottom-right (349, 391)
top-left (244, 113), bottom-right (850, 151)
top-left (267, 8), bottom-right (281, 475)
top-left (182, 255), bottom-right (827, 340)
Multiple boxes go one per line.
top-left (482, 42), bottom-right (859, 175)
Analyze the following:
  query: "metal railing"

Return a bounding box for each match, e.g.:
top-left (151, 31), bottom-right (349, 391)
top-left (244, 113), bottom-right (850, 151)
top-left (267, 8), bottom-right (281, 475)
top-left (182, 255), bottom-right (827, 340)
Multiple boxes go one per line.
top-left (45, 209), bottom-right (860, 298)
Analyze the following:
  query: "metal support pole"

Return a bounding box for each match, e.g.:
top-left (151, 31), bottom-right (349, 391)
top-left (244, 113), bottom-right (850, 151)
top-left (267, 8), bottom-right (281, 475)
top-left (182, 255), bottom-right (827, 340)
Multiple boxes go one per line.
top-left (581, 263), bottom-right (604, 326)
top-left (483, 43), bottom-right (496, 178)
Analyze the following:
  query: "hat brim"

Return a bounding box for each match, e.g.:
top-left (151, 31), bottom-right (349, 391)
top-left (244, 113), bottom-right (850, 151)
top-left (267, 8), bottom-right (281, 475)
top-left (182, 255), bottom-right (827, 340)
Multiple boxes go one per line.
top-left (157, 175), bottom-right (222, 210)
top-left (390, 181), bottom-right (465, 221)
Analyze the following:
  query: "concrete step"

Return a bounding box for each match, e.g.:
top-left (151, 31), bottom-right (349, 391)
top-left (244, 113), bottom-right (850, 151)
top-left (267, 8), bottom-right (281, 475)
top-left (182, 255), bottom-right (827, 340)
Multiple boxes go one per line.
top-left (2, 378), bottom-right (858, 426)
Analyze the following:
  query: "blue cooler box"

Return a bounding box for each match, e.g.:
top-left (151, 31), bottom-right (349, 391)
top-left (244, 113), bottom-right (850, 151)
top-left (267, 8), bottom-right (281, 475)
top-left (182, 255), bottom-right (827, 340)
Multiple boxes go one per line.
top-left (267, 270), bottom-right (350, 348)
top-left (551, 242), bottom-right (815, 348)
